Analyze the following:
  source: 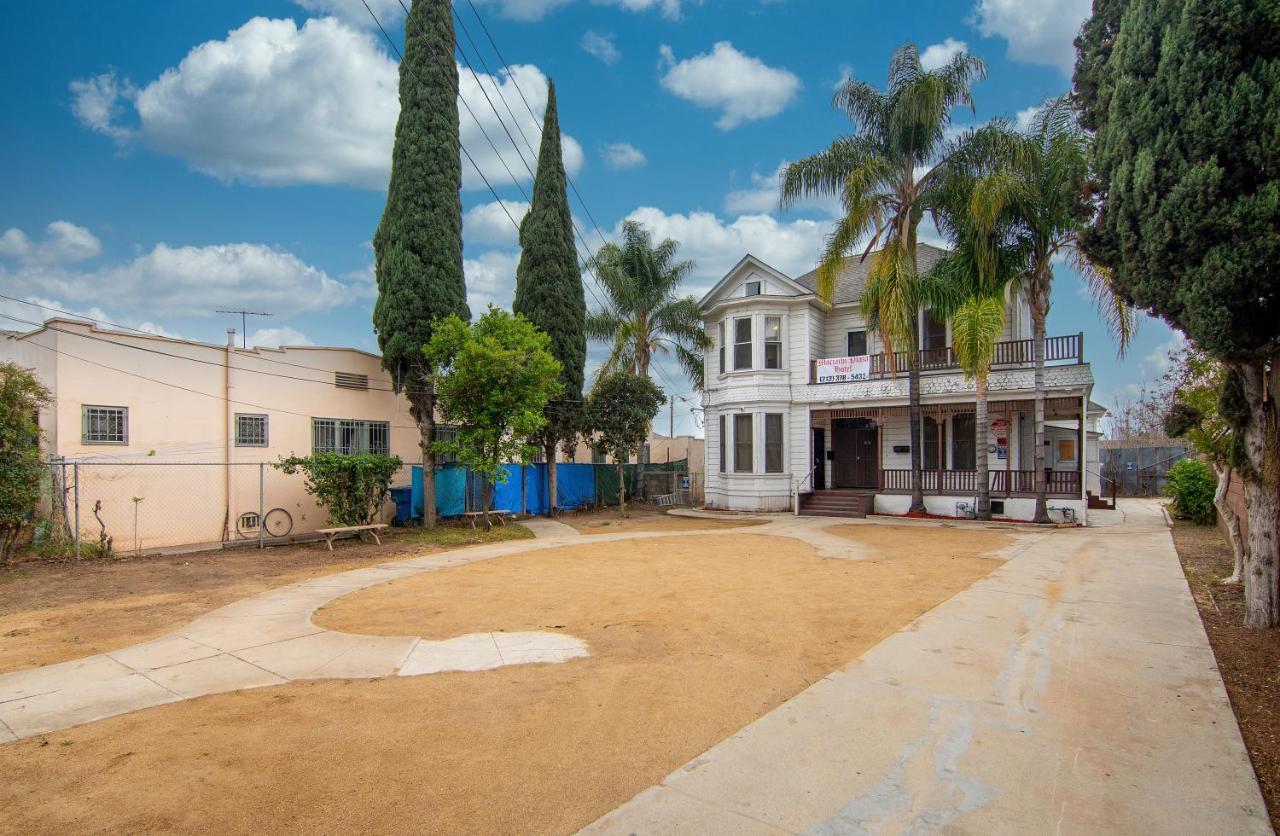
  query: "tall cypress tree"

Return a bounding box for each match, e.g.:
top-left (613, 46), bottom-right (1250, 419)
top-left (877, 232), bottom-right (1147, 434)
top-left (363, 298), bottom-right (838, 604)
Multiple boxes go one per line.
top-left (513, 80), bottom-right (586, 516)
top-left (372, 0), bottom-right (470, 528)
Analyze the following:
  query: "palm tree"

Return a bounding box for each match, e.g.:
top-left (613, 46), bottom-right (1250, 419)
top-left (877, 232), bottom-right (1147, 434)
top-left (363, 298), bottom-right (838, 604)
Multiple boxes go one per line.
top-left (586, 220), bottom-right (709, 390)
top-left (780, 43), bottom-right (986, 514)
top-left (970, 98), bottom-right (1133, 521)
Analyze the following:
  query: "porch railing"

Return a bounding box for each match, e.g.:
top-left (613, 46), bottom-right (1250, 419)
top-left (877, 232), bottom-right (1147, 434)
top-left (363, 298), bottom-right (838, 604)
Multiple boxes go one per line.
top-left (810, 333), bottom-right (1083, 384)
top-left (880, 469), bottom-right (1081, 497)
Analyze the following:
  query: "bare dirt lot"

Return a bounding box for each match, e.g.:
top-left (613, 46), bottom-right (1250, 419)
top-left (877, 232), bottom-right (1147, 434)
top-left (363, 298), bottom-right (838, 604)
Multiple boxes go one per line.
top-left (562, 505), bottom-right (768, 535)
top-left (0, 524), bottom-right (531, 674)
top-left (1171, 518), bottom-right (1280, 830)
top-left (0, 526), bottom-right (1008, 835)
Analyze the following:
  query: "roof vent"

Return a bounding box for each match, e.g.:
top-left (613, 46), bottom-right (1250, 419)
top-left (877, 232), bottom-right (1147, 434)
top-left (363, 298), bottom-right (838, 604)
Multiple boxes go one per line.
top-left (334, 371), bottom-right (369, 391)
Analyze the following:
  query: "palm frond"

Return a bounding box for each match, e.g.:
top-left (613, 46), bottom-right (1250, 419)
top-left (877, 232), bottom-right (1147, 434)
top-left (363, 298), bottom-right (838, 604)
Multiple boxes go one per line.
top-left (951, 294), bottom-right (1006, 381)
top-left (1070, 245), bottom-right (1137, 356)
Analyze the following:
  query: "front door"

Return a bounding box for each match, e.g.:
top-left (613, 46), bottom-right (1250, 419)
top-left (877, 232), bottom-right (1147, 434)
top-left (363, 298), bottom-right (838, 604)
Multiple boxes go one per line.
top-left (812, 428), bottom-right (826, 490)
top-left (832, 418), bottom-right (878, 488)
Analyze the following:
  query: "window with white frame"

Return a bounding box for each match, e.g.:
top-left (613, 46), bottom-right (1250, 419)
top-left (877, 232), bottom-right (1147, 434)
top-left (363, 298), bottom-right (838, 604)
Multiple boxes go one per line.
top-left (718, 320), bottom-right (726, 374)
top-left (82, 405), bottom-right (127, 444)
top-left (235, 413), bottom-right (268, 447)
top-left (744, 280), bottom-right (762, 296)
top-left (764, 316), bottom-right (782, 369)
top-left (718, 414), bottom-right (726, 472)
top-left (733, 317), bottom-right (752, 370)
top-left (733, 413), bottom-right (753, 472)
top-left (847, 329), bottom-right (868, 357)
top-left (764, 413), bottom-right (784, 473)
top-left (311, 418), bottom-right (390, 456)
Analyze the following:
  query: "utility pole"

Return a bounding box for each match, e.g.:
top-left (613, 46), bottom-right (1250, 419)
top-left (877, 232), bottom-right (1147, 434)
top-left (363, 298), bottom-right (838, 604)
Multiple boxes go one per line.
top-left (215, 310), bottom-right (273, 348)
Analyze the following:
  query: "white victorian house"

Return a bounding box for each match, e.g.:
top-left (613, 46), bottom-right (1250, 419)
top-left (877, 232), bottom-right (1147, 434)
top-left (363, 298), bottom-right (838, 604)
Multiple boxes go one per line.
top-left (699, 244), bottom-right (1104, 523)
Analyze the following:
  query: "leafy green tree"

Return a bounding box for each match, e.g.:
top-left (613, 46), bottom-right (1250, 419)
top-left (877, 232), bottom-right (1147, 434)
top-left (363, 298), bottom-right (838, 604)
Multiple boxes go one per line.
top-left (0, 363), bottom-right (51, 564)
top-left (426, 307), bottom-right (563, 530)
top-left (275, 453), bottom-right (404, 527)
top-left (1164, 347), bottom-right (1247, 581)
top-left (1076, 0), bottom-right (1280, 626)
top-left (586, 220), bottom-right (708, 390)
top-left (513, 80), bottom-right (586, 518)
top-left (780, 42), bottom-right (986, 514)
top-left (585, 372), bottom-right (665, 516)
top-left (372, 0), bottom-right (470, 529)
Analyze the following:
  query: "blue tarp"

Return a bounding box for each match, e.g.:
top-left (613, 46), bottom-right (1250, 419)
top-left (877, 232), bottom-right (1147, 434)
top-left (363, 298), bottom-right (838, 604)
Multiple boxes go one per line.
top-left (409, 462), bottom-right (597, 518)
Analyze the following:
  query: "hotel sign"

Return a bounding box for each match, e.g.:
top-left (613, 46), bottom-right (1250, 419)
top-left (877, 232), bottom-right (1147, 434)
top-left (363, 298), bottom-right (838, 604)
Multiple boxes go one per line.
top-left (815, 355), bottom-right (871, 383)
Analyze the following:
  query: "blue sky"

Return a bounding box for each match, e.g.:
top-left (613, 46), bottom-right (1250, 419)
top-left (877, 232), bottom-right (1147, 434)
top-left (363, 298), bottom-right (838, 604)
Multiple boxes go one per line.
top-left (0, 0), bottom-right (1180, 435)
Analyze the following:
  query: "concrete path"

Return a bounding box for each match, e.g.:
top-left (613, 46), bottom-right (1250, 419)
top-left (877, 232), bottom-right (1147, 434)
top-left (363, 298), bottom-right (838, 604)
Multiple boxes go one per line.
top-left (0, 514), bottom-right (897, 743)
top-left (584, 499), bottom-right (1270, 835)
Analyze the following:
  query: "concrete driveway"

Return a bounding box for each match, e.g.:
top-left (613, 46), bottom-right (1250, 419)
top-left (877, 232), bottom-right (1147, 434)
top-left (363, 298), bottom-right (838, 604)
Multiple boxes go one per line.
top-left (585, 500), bottom-right (1271, 835)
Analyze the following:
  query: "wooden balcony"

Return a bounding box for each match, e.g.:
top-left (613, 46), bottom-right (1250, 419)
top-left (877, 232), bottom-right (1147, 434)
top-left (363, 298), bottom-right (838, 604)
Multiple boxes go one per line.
top-left (809, 333), bottom-right (1083, 384)
top-left (880, 468), bottom-right (1081, 497)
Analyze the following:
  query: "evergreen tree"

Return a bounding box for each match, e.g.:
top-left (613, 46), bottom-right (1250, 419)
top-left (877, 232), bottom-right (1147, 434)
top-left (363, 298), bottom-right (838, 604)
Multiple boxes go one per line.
top-left (1076, 0), bottom-right (1280, 626)
top-left (513, 81), bottom-right (586, 517)
top-left (372, 0), bottom-right (470, 528)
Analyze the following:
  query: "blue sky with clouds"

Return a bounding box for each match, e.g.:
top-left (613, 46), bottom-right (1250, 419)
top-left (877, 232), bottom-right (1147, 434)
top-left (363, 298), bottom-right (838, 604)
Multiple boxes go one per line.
top-left (0, 0), bottom-right (1179, 435)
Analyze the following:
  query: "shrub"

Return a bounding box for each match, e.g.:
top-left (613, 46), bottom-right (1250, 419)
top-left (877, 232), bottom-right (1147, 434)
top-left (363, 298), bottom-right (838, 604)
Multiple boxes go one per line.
top-left (1166, 458), bottom-right (1217, 525)
top-left (275, 453), bottom-right (404, 526)
top-left (1, 363), bottom-right (52, 564)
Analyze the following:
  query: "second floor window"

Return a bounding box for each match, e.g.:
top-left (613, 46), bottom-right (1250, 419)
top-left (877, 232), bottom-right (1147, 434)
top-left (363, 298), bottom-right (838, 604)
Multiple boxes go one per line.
top-left (764, 317), bottom-right (782, 369)
top-left (847, 329), bottom-right (868, 357)
top-left (718, 320), bottom-right (726, 374)
top-left (312, 418), bottom-right (390, 456)
top-left (734, 317), bottom-right (752, 370)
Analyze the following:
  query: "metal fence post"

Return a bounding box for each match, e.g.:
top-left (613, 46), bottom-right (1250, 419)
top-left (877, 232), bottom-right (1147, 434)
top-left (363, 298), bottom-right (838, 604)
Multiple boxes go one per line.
top-left (259, 462), bottom-right (265, 549)
top-left (73, 462), bottom-right (80, 560)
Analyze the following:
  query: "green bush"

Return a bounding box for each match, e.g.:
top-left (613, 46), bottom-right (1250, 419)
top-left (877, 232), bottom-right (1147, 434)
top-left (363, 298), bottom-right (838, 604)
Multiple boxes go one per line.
top-left (275, 453), bottom-right (403, 526)
top-left (1165, 458), bottom-right (1217, 525)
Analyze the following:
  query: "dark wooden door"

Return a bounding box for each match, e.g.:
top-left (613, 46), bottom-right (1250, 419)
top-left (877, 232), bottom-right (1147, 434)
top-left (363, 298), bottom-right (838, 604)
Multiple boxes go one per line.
top-left (812, 428), bottom-right (825, 490)
top-left (832, 420), bottom-right (878, 488)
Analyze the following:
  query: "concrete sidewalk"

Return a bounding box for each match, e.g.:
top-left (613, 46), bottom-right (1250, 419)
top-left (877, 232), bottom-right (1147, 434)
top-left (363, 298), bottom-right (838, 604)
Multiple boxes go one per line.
top-left (585, 500), bottom-right (1270, 835)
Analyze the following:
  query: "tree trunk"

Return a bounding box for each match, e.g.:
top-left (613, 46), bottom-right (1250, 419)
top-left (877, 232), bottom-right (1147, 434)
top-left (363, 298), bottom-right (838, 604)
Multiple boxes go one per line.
top-left (545, 438), bottom-right (558, 518)
top-left (907, 363), bottom-right (925, 514)
top-left (1239, 359), bottom-right (1279, 628)
top-left (477, 473), bottom-right (492, 532)
top-left (617, 462), bottom-right (626, 517)
top-left (975, 373), bottom-right (991, 520)
top-left (1031, 298), bottom-right (1050, 523)
top-left (1213, 463), bottom-right (1246, 584)
top-left (408, 385), bottom-right (437, 529)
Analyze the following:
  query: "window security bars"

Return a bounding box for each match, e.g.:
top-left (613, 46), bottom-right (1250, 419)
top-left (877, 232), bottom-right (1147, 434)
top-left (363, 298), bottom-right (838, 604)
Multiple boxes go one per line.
top-left (82, 405), bottom-right (127, 444)
top-left (311, 418), bottom-right (390, 456)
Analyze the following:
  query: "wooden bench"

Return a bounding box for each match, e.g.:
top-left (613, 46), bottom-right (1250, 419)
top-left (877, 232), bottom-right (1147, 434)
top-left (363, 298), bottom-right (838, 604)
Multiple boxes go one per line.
top-left (460, 510), bottom-right (515, 529)
top-left (315, 523), bottom-right (388, 551)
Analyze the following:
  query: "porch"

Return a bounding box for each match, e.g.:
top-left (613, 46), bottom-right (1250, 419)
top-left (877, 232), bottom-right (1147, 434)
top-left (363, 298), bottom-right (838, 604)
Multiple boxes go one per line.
top-left (807, 333), bottom-right (1084, 383)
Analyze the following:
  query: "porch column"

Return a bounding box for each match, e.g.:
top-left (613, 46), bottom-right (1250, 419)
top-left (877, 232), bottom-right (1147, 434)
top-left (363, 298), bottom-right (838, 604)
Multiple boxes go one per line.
top-left (1079, 390), bottom-right (1088, 502)
top-left (1004, 404), bottom-right (1012, 497)
top-left (935, 413), bottom-right (944, 493)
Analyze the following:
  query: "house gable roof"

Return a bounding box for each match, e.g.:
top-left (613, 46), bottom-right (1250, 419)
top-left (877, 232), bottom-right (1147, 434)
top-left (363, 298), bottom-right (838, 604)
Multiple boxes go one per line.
top-left (794, 242), bottom-right (949, 306)
top-left (698, 254), bottom-right (811, 311)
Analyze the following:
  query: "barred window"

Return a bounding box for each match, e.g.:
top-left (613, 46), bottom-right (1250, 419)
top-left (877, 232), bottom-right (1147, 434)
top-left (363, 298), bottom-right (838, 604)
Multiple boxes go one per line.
top-left (312, 418), bottom-right (390, 455)
top-left (82, 405), bottom-right (127, 444)
top-left (435, 424), bottom-right (459, 466)
top-left (235, 414), bottom-right (268, 447)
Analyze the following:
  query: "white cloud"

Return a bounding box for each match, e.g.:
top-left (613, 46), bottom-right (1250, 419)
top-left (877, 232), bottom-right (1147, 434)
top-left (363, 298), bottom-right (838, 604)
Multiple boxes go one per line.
top-left (0, 226), bottom-right (352, 318)
top-left (659, 42), bottom-right (801, 130)
top-left (463, 200), bottom-right (531, 247)
top-left (616, 207), bottom-right (834, 297)
top-left (464, 250), bottom-right (522, 313)
top-left (581, 30), bottom-right (620, 65)
top-left (601, 142), bottom-right (647, 170)
top-left (920, 38), bottom-right (968, 71)
top-left (0, 221), bottom-right (102, 264)
top-left (724, 162), bottom-right (843, 217)
top-left (833, 62), bottom-right (854, 91)
top-left (474, 0), bottom-right (689, 21)
top-left (597, 0), bottom-right (686, 19)
top-left (1014, 105), bottom-right (1040, 132)
top-left (70, 17), bottom-right (582, 191)
top-left (292, 0), bottom-right (404, 27)
top-left (0, 294), bottom-right (187, 340)
top-left (971, 0), bottom-right (1091, 76)
top-left (249, 326), bottom-right (313, 348)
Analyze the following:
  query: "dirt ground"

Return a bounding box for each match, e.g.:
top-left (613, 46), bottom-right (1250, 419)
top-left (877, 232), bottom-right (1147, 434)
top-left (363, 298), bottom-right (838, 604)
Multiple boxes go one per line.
top-left (827, 521), bottom-right (1025, 558)
top-left (0, 526), bottom-right (1008, 835)
top-left (561, 505), bottom-right (767, 535)
top-left (1171, 519), bottom-right (1280, 830)
top-left (0, 523), bottom-right (531, 674)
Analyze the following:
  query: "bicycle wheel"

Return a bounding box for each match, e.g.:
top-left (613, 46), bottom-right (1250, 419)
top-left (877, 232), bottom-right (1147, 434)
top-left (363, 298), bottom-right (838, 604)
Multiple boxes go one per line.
top-left (263, 507), bottom-right (294, 537)
top-left (234, 511), bottom-right (262, 539)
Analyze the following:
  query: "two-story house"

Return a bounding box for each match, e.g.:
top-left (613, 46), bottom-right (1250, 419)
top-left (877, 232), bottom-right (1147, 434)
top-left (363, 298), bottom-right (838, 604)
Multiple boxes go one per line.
top-left (699, 244), bottom-right (1102, 523)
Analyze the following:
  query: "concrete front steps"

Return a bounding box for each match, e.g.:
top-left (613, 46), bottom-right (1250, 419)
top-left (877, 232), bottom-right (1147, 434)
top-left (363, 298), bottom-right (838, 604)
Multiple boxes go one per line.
top-left (797, 489), bottom-right (874, 519)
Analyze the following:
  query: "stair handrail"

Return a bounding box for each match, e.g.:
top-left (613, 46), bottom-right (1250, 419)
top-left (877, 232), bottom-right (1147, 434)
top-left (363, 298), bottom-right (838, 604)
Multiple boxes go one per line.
top-left (794, 461), bottom-right (820, 516)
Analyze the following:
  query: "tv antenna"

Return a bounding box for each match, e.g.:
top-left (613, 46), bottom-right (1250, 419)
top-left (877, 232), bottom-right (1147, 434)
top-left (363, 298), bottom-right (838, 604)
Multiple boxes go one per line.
top-left (215, 310), bottom-right (273, 348)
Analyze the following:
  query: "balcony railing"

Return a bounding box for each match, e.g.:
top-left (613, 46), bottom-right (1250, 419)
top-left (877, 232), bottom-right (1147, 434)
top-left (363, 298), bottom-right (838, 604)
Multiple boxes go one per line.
top-left (880, 468), bottom-right (1081, 497)
top-left (809, 333), bottom-right (1083, 384)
